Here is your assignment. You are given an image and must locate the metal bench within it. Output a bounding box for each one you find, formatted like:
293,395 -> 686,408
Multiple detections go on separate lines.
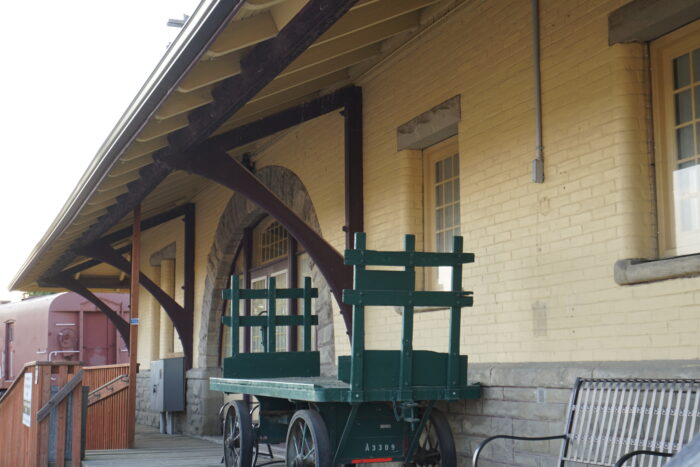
473,378 -> 700,467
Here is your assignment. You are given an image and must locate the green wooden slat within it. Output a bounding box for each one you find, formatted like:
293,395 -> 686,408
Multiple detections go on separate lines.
267,277 -> 276,353
447,236 -> 463,390
222,287 -> 318,300
222,315 -> 319,327
303,277 -> 312,352
350,232 -> 366,398
355,269 -> 415,291
229,276 -> 240,356
343,290 -> 473,307
344,249 -> 474,267
400,234 -> 415,399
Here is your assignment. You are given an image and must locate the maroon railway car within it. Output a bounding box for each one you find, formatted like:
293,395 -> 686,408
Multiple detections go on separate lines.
0,292 -> 129,390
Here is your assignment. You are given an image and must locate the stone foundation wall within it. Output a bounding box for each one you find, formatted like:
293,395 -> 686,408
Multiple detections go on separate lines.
185,367 -> 224,436
135,370 -> 158,428
137,359 -> 700,460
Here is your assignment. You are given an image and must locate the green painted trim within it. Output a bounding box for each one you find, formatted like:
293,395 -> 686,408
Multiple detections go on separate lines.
344,249 -> 474,267
222,352 -> 320,379
343,290 -> 473,307
222,287 -> 319,300
222,315 -> 319,327
210,376 -> 480,402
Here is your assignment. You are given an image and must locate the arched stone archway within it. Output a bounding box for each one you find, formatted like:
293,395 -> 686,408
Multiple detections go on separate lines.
197,165 -> 336,372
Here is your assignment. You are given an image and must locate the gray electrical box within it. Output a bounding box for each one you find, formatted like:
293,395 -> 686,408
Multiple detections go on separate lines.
150,357 -> 185,412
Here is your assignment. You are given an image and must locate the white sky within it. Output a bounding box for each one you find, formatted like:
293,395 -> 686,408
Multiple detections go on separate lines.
0,1 -> 201,301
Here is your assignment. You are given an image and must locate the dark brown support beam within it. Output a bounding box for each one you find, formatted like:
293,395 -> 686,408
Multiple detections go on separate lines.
46,205 -> 190,284
209,86 -> 353,151
40,273 -> 130,346
127,205 -> 140,448
61,245 -> 132,278
78,241 -> 193,367
99,203 -> 193,245
158,149 -> 353,337
343,85 -> 364,250
164,0 -> 359,153
42,163 -> 173,281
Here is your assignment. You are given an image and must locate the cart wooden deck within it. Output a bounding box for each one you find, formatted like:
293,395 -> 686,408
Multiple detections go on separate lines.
210,375 -> 480,403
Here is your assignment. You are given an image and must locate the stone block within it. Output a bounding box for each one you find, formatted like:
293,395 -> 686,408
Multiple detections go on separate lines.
481,400 -> 565,422
503,387 -> 538,402
482,386 -> 504,400
461,414 -> 513,437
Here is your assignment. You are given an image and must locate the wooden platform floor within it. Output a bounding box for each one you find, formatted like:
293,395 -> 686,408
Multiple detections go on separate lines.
82,424 -> 225,467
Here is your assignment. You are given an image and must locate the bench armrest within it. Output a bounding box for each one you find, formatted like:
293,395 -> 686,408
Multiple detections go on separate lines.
614,450 -> 673,467
472,434 -> 566,467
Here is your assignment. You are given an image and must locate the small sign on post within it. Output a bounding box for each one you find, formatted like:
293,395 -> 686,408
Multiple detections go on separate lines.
22,372 -> 32,426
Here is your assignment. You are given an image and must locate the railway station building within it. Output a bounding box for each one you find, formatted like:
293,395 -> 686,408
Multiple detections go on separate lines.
9,0 -> 700,463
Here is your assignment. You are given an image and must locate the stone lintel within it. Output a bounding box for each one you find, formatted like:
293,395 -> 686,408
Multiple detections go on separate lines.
609,0 -> 700,44
397,95 -> 460,151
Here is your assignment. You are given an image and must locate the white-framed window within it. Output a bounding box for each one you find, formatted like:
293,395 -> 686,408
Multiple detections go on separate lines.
652,20 -> 700,256
423,136 -> 461,290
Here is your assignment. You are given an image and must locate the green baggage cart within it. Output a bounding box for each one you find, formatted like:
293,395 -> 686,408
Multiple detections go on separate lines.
210,232 -> 480,466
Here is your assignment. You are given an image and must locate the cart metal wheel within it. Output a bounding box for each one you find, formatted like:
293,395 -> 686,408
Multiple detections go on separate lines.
223,400 -> 254,467
407,409 -> 457,467
285,409 -> 332,466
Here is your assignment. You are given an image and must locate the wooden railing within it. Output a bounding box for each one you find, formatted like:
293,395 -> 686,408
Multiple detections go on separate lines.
0,361 -> 84,466
84,363 -> 130,450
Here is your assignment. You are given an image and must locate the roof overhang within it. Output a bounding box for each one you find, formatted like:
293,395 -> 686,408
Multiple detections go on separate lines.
11,0 -> 458,292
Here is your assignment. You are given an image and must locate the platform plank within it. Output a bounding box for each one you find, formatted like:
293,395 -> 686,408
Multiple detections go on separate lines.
81,425 -> 225,467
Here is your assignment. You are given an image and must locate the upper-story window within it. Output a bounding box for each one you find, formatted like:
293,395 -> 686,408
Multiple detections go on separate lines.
259,221 -> 289,264
652,20 -> 700,256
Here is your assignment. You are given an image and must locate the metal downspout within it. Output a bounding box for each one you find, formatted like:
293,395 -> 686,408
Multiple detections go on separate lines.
532,0 -> 545,183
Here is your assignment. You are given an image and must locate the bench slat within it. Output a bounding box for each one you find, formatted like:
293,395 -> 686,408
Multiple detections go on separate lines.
561,379 -> 700,466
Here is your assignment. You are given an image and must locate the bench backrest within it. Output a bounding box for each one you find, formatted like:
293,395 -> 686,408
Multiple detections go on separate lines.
562,378 -> 700,466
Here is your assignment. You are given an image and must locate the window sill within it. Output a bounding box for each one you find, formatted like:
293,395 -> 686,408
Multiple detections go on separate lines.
614,254 -> 700,285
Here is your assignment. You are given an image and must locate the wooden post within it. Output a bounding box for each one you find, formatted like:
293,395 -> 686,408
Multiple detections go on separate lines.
127,205 -> 141,448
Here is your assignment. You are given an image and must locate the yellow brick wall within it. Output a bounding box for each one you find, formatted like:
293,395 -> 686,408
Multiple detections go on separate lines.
138,0 -> 700,369
348,0 -> 693,362
135,214 -> 185,369
246,0 -> 697,363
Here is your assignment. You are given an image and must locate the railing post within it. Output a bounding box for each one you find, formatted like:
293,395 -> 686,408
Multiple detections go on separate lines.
37,364 -> 51,466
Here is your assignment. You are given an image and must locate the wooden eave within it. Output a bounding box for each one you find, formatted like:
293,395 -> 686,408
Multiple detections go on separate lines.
12,0 -> 457,292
